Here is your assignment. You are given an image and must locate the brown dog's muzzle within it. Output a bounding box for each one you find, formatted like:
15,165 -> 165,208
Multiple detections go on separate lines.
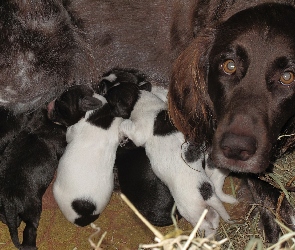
211,112 -> 271,173
220,132 -> 257,161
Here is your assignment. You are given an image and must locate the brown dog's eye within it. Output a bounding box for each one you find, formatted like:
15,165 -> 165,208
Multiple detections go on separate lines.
222,59 -> 236,74
280,72 -> 294,85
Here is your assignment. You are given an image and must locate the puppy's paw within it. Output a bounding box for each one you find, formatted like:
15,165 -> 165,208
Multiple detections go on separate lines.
218,193 -> 238,204
220,194 -> 238,204
120,119 -> 135,136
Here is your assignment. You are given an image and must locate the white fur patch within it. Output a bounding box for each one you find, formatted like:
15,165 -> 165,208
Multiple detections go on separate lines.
92,93 -> 107,105
4,86 -> 17,95
102,73 -> 117,82
0,96 -> 9,103
151,86 -> 168,102
16,52 -> 36,89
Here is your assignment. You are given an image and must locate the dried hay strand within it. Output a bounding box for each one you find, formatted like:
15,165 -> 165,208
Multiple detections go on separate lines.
259,152 -> 295,208
120,193 -> 227,250
217,204 -> 266,250
86,191 -> 295,249
88,223 -> 107,250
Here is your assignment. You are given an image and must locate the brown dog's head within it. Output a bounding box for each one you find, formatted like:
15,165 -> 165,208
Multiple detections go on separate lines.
168,3 -> 295,173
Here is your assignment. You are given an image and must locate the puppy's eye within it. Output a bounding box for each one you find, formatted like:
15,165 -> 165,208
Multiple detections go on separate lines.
222,59 -> 236,75
280,71 -> 294,85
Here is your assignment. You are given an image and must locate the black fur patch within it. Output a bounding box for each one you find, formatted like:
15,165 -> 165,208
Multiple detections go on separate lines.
74,214 -> 100,227
206,155 -> 216,170
86,104 -> 115,129
72,199 -> 99,227
199,182 -> 213,201
72,199 -> 96,216
183,143 -> 203,163
153,110 -> 177,136
116,139 -> 179,226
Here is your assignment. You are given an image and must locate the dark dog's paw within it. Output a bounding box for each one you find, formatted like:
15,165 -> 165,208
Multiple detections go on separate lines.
19,245 -> 37,250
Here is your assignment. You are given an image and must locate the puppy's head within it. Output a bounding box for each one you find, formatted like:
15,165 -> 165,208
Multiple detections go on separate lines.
169,4 -> 295,173
47,85 -> 102,127
95,68 -> 152,118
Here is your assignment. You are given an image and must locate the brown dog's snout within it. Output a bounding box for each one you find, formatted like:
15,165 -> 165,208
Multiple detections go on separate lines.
220,132 -> 257,161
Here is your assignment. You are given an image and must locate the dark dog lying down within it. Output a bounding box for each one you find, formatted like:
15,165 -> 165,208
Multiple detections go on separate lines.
0,108 -> 65,250
168,2 -> 295,242
0,0 -> 196,114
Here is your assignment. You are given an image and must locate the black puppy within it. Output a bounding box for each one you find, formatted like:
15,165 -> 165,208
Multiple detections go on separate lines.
0,108 -> 66,250
96,68 -> 177,226
116,140 -> 178,226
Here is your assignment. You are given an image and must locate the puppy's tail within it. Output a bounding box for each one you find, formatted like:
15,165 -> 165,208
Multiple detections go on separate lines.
3,202 -> 22,248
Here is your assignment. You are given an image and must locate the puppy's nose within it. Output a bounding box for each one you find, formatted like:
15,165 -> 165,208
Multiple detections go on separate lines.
220,132 -> 257,161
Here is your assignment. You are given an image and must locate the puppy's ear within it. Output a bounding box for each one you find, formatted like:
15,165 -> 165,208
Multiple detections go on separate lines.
80,97 -> 102,112
138,81 -> 152,92
168,32 -> 215,146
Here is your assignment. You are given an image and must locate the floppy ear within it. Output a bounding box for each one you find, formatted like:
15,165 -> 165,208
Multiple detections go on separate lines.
138,81 -> 152,92
80,96 -> 103,112
168,33 -> 215,147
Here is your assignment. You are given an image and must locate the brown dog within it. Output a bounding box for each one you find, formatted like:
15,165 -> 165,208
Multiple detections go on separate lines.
168,1 -> 295,242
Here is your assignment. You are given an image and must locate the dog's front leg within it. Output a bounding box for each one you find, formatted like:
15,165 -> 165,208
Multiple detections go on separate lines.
120,119 -> 148,146
205,166 -> 237,204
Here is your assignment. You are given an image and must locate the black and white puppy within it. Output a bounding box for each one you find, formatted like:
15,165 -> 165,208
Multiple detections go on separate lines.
47,80 -> 152,227
48,84 -> 120,226
0,108 -> 66,250
116,86 -> 236,235
97,68 -> 178,226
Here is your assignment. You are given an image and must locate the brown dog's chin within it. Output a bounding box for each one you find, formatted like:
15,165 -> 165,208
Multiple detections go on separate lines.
211,151 -> 269,174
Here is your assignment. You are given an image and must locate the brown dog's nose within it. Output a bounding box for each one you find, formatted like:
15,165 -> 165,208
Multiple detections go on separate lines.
220,132 -> 257,161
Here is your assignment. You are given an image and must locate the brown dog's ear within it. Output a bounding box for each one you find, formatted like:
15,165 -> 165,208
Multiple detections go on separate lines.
80,96 -> 103,112
168,33 -> 215,147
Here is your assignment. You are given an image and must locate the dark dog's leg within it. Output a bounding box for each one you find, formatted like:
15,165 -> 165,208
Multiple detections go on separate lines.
21,202 -> 41,250
247,177 -> 295,243
3,203 -> 22,249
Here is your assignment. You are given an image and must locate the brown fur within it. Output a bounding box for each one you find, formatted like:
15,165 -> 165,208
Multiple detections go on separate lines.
168,1 -> 295,242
